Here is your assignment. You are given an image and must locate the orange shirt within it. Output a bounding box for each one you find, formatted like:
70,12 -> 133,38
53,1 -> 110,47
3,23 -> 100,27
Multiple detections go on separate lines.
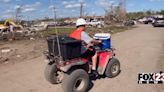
69,28 -> 83,40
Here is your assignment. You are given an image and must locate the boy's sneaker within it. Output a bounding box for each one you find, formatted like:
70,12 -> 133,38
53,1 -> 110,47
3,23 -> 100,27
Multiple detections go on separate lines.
91,70 -> 98,77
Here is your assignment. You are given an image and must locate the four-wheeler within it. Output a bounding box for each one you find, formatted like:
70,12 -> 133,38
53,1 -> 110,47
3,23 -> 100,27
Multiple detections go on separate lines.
44,34 -> 120,92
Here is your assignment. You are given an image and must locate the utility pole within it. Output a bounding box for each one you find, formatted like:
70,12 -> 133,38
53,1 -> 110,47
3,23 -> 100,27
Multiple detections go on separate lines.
53,6 -> 57,21
121,0 -> 127,20
15,5 -> 22,23
50,0 -> 57,21
123,0 -> 127,14
80,2 -> 84,18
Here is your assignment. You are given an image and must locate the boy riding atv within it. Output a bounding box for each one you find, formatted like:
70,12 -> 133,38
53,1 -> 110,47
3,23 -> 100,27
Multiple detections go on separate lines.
44,18 -> 120,92
69,18 -> 101,75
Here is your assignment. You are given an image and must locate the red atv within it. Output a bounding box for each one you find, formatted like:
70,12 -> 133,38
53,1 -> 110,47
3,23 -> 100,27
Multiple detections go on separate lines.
44,35 -> 120,92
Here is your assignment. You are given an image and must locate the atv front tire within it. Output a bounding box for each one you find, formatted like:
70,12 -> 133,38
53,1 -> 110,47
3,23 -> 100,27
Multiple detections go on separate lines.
105,58 -> 120,78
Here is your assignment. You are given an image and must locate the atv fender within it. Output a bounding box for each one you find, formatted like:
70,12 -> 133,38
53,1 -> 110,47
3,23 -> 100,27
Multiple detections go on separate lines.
60,60 -> 87,72
97,52 -> 113,75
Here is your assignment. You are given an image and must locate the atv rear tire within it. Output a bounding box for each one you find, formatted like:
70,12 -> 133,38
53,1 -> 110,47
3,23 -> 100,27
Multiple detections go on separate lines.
44,63 -> 61,84
105,58 -> 120,78
62,69 -> 89,92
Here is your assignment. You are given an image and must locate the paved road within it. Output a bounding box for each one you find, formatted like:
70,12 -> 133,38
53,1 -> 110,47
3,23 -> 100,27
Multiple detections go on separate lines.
0,24 -> 164,92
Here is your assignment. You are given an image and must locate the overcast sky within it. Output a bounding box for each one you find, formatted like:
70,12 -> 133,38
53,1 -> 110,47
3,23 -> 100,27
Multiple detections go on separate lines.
0,0 -> 164,20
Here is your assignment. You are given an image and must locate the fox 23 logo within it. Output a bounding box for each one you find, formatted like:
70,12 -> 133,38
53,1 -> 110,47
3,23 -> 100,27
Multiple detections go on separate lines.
138,71 -> 164,84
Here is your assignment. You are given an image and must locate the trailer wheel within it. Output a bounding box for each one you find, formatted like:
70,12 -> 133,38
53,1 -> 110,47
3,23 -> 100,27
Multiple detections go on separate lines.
44,63 -> 62,84
105,58 -> 120,78
62,69 -> 89,92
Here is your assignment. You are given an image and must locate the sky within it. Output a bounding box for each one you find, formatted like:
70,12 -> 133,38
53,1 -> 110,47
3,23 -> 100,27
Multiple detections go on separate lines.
0,0 -> 164,20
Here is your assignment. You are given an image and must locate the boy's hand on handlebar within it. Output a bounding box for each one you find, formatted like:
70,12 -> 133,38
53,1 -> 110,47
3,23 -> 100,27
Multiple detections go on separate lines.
97,40 -> 102,43
91,39 -> 102,44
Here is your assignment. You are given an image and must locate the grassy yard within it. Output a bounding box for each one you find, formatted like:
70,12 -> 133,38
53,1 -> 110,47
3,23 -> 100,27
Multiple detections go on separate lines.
43,27 -> 76,37
43,26 -> 135,37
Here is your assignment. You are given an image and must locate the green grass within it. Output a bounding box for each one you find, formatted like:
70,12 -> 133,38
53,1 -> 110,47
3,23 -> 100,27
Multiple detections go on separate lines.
43,27 -> 76,37
86,26 -> 132,36
43,26 -> 135,37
